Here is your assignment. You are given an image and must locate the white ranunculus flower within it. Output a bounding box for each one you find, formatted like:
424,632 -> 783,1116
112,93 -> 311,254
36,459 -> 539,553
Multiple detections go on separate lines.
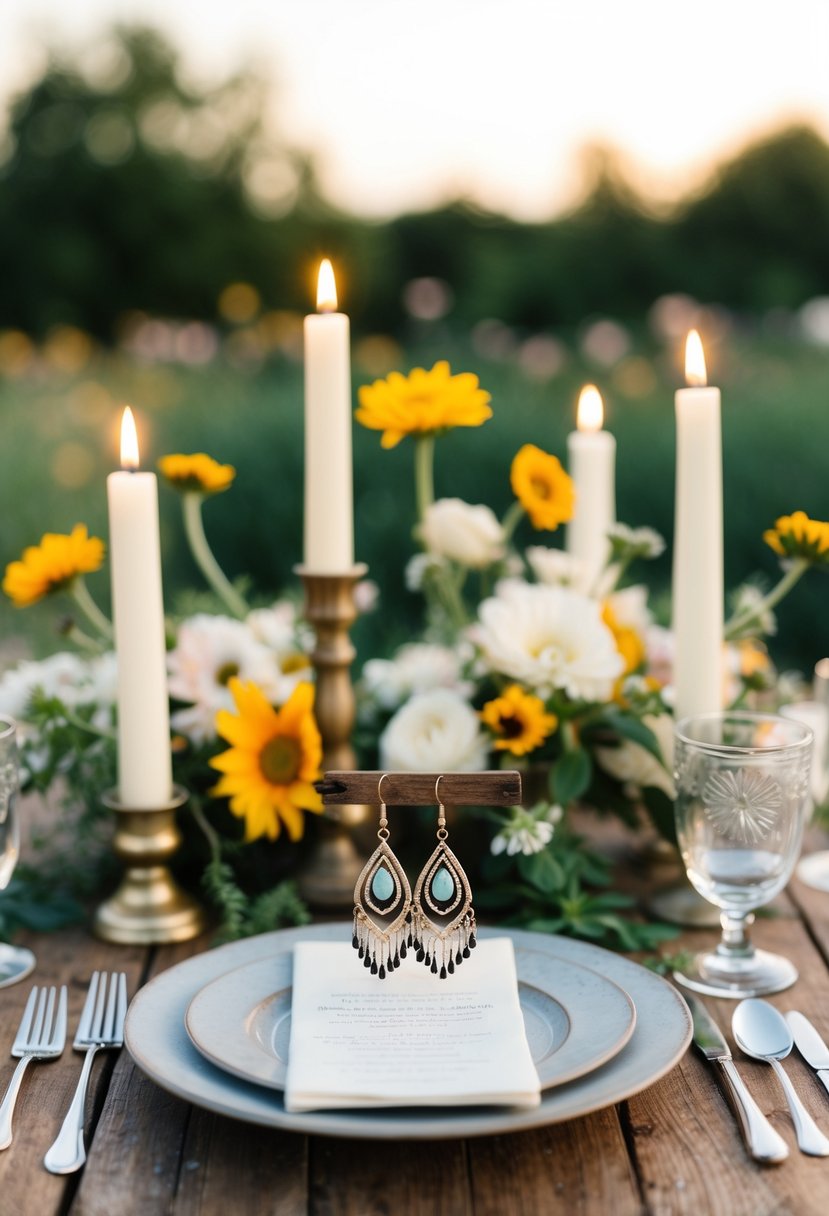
472,581 -> 624,701
0,653 -> 90,720
168,614 -> 283,744
362,643 -> 470,711
594,713 -> 675,798
420,498 -> 505,569
526,547 -> 590,594
380,688 -> 489,773
491,803 -> 563,856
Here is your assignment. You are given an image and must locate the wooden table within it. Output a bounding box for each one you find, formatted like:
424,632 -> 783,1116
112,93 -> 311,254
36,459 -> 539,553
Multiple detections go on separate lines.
2,868 -> 829,1215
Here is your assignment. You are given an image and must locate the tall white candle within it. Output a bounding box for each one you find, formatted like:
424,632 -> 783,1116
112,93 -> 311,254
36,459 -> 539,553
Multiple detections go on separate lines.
566,384 -> 616,585
107,407 -> 173,807
303,259 -> 354,572
672,330 -> 723,721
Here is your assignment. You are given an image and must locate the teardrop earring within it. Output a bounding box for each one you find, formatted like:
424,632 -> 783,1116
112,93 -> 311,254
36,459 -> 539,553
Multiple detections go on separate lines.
352,773 -> 412,979
411,776 -> 477,979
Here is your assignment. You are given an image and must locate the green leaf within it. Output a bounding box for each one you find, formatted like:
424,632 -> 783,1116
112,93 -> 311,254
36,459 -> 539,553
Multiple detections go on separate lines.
517,850 -> 565,894
594,712 -> 666,765
551,748 -> 592,806
641,787 -> 677,846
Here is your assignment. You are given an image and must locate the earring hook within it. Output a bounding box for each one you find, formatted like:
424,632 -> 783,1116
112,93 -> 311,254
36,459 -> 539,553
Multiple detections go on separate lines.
434,774 -> 444,806
435,775 -> 447,836
378,772 -> 391,805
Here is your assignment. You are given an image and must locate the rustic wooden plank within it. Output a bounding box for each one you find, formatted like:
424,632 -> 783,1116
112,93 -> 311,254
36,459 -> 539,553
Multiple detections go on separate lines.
625,904 -> 829,1216
309,1135 -> 471,1216
319,771 -> 522,806
173,1110 -> 307,1216
0,926 -> 146,1216
70,937 -> 205,1216
467,1110 -> 642,1216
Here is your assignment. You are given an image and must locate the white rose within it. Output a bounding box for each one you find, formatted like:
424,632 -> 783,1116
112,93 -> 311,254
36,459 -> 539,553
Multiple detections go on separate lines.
420,498 -> 505,569
380,688 -> 489,772
594,713 -> 675,797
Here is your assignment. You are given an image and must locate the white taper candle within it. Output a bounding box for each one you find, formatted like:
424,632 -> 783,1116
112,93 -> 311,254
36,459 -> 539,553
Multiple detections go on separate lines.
566,384 -> 616,586
672,331 -> 724,721
107,407 -> 173,807
303,259 -> 354,572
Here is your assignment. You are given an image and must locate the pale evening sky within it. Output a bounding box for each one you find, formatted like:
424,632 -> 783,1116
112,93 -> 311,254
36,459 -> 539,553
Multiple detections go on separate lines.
0,0 -> 827,219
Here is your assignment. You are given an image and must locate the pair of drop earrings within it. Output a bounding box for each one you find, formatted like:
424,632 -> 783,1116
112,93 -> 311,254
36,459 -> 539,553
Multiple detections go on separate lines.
352,774 -> 477,980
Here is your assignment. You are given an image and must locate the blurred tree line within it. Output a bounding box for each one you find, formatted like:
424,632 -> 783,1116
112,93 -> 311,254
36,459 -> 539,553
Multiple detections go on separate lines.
1,25 -> 829,339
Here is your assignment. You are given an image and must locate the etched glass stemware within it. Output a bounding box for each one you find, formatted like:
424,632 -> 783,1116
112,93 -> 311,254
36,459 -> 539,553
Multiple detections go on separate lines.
0,716 -> 36,988
673,711 -> 813,998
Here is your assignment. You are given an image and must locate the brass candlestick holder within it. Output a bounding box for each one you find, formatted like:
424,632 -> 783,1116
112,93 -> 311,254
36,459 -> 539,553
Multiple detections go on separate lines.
93,785 -> 207,944
296,563 -> 373,908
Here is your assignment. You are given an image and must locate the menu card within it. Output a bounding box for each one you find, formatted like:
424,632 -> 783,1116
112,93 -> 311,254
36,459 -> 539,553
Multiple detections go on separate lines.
284,937 -> 541,1112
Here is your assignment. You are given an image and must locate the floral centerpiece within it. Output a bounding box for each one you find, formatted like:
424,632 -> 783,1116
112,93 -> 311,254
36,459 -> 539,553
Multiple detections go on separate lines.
1,364 -> 826,950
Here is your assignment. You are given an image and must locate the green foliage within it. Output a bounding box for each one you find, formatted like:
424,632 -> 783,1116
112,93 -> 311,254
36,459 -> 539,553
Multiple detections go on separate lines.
479,819 -> 677,952
0,872 -> 84,938
550,747 -> 592,806
202,859 -> 310,945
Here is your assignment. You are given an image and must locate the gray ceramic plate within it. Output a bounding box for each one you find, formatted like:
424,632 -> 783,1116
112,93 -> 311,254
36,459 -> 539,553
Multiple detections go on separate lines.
125,924 -> 692,1140
184,948 -> 636,1092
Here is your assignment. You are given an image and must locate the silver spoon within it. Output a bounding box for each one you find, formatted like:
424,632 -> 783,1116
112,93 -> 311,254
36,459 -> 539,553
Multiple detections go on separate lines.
733,999 -> 829,1157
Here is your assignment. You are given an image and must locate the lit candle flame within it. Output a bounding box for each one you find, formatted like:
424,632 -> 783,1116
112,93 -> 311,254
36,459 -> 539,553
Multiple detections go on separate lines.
685,329 -> 707,387
576,384 -> 604,432
316,258 -> 338,312
120,406 -> 139,470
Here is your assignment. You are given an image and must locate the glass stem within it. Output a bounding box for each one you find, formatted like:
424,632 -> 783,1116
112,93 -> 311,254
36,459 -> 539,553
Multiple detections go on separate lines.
716,909 -> 755,960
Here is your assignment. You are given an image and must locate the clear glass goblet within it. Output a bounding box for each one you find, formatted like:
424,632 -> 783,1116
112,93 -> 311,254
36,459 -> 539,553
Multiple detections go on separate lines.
673,711 -> 813,998
0,716 -> 36,988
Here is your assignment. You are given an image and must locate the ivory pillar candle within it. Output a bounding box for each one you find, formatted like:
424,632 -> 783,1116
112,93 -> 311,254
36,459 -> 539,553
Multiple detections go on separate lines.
107,407 -> 173,807
303,258 -> 354,572
672,331 -> 724,721
566,384 -> 616,585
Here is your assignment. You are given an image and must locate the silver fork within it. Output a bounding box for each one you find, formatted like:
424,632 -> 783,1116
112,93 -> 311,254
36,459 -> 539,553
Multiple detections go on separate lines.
44,971 -> 127,1175
0,985 -> 67,1149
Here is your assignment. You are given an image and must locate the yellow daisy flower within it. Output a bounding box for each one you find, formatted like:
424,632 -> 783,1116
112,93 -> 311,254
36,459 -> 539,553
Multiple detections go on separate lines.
356,361 -> 492,449
602,602 -> 646,677
764,511 -> 829,566
3,524 -> 105,607
510,445 -> 575,531
480,685 -> 558,756
210,678 -> 323,842
158,453 -> 236,495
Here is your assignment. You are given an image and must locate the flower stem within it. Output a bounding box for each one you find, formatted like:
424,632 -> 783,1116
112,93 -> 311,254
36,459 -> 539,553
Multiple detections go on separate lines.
501,501 -> 525,544
183,493 -> 249,619
724,559 -> 808,641
61,622 -> 104,654
414,435 -> 436,522
62,707 -> 116,741
69,579 -> 113,639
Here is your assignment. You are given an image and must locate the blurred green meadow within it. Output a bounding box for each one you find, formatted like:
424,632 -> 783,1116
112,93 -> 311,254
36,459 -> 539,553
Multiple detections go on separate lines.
2,322 -> 828,676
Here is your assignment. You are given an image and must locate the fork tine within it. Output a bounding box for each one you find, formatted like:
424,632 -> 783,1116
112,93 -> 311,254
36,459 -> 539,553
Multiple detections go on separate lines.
37,988 -> 56,1051
114,974 -> 127,1039
75,971 -> 100,1043
50,987 -> 67,1051
102,972 -> 119,1041
91,971 -> 109,1040
12,987 -> 39,1053
30,988 -> 48,1048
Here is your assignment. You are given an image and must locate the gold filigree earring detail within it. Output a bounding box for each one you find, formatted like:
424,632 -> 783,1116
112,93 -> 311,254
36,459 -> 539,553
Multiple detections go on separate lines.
411,776 -> 477,979
352,774 -> 412,979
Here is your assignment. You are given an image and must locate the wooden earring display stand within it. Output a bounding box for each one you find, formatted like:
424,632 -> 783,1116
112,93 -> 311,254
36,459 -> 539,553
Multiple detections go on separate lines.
317,770 -> 522,807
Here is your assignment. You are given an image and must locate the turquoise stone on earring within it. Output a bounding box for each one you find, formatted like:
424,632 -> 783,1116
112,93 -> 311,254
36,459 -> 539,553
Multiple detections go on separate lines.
431,865 -> 454,903
371,865 -> 395,902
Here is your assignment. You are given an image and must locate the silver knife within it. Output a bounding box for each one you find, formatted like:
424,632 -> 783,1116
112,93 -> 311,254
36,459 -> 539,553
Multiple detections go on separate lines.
787,1011 -> 829,1096
687,992 -> 789,1163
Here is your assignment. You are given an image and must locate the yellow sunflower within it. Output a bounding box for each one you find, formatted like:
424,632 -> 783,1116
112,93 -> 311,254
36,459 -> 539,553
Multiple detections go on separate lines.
158,453 -> 236,495
210,678 -> 323,842
764,511 -> 829,566
3,524 -> 105,607
480,685 -> 558,756
356,361 -> 492,449
510,445 -> 575,531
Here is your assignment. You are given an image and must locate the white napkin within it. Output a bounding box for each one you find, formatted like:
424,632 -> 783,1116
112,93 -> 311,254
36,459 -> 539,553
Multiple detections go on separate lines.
284,937 -> 541,1112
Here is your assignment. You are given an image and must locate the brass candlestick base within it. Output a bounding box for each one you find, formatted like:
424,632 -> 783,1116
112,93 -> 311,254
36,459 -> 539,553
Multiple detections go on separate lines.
296,564 -> 372,909
93,785 -> 207,944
